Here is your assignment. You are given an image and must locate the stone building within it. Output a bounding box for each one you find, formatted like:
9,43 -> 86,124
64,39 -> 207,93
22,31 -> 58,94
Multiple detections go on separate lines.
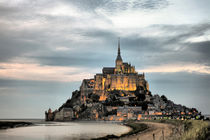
54,108 -> 74,121
80,38 -> 149,102
45,108 -> 54,121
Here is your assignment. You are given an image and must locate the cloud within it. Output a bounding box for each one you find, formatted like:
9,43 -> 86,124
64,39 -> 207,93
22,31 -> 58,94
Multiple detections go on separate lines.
185,35 -> 210,43
38,3 -> 82,17
118,24 -> 210,68
0,5 -> 20,17
32,55 -> 109,67
0,0 -> 209,69
138,63 -> 210,74
55,46 -> 72,51
0,63 -> 97,82
188,41 -> 210,65
64,0 -> 169,13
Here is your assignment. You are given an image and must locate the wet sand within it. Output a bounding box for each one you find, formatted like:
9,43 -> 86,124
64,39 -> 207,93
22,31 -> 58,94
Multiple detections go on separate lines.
0,121 -> 131,140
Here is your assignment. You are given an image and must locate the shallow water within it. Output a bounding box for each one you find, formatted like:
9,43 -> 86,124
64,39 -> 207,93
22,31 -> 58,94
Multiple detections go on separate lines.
0,121 -> 130,140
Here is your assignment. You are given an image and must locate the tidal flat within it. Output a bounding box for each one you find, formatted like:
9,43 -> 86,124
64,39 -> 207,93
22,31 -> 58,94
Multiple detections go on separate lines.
0,120 -> 131,140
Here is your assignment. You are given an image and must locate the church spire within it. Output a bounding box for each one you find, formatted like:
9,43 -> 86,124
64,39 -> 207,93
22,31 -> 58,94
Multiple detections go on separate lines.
116,37 -> 122,61
118,37 -> 120,56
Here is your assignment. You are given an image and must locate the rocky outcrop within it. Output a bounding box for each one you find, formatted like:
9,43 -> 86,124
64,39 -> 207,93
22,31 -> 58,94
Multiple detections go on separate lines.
45,85 -> 201,121
79,103 -> 106,120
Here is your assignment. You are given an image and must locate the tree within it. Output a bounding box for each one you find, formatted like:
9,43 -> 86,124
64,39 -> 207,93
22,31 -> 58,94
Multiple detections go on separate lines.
134,86 -> 146,101
161,95 -> 168,102
142,102 -> 148,110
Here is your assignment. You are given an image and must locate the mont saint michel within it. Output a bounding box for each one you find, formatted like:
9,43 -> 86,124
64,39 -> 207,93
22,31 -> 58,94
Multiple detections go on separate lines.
1,1 -> 210,140
45,39 -> 200,122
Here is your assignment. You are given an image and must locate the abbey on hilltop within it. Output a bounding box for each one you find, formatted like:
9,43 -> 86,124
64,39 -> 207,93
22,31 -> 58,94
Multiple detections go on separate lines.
45,39 -> 200,121
80,38 -> 150,102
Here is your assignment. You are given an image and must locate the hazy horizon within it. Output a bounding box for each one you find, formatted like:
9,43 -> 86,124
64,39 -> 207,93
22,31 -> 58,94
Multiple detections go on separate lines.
0,0 -> 210,118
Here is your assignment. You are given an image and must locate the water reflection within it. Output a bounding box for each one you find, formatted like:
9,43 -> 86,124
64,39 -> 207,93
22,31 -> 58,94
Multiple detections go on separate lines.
0,121 -> 130,140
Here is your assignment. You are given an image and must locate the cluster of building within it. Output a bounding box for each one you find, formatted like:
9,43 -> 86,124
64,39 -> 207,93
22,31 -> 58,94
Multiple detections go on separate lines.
103,100 -> 200,121
46,103 -> 200,121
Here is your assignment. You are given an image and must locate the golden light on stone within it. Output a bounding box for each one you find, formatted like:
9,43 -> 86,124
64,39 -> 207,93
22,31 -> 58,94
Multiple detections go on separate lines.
80,39 -> 149,102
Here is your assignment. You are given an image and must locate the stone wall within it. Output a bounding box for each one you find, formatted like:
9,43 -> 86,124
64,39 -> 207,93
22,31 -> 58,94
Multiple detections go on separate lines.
94,74 -> 147,92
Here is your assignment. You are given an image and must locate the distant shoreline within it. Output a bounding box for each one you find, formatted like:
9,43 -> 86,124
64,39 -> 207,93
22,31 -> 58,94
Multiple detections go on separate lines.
0,121 -> 33,129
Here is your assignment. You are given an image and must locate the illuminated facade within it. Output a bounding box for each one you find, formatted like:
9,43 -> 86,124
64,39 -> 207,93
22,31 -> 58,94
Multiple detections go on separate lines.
80,39 -> 149,102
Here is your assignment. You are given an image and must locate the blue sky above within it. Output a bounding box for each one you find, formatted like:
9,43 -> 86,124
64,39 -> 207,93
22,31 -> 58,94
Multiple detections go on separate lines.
0,0 -> 210,118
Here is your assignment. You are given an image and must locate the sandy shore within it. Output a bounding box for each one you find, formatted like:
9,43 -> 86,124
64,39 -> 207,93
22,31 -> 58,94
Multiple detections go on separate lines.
114,121 -> 174,140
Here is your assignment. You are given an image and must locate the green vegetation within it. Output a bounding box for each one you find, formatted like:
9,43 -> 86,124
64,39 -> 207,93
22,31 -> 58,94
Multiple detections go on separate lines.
206,121 -> 210,139
180,120 -> 208,140
141,119 -> 208,140
157,119 -> 208,140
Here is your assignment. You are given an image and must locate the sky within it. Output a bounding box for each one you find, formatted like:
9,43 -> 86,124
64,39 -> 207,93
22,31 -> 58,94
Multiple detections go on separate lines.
0,0 -> 210,118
